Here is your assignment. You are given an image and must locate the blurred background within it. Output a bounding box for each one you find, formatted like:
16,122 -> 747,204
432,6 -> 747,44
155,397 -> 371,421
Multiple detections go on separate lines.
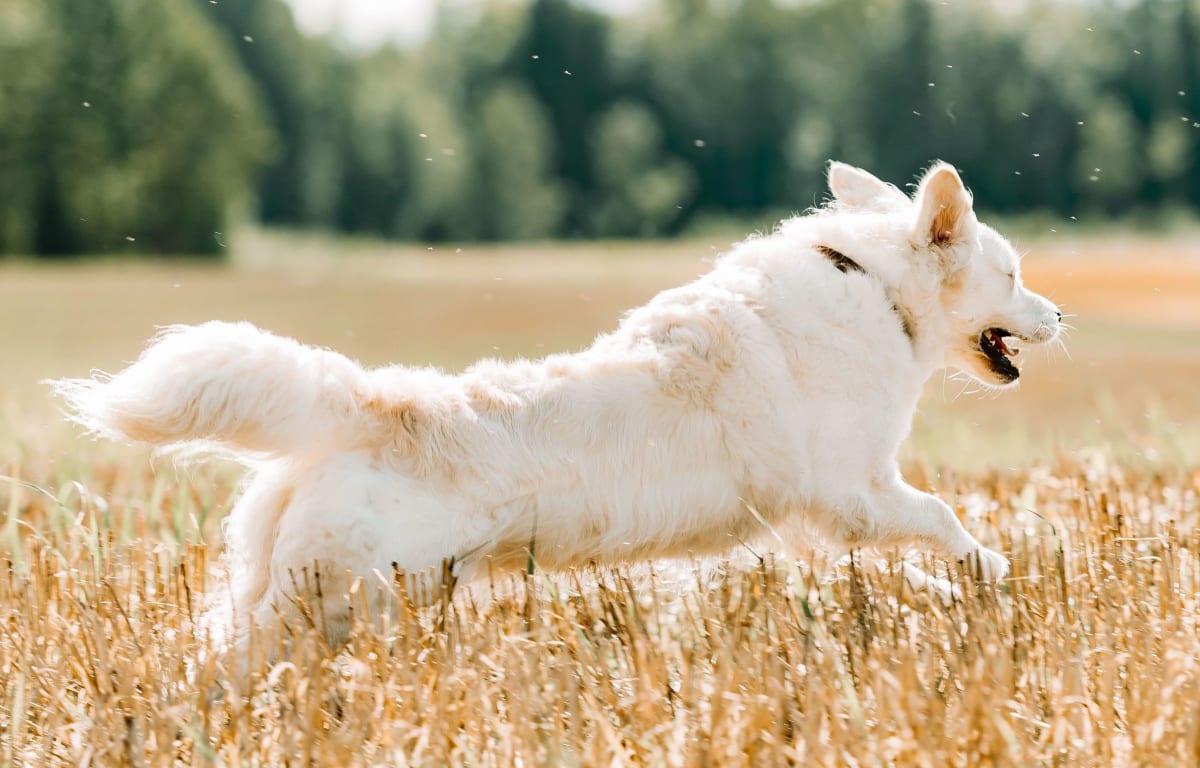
7,0 -> 1200,252
1,0 -> 1198,468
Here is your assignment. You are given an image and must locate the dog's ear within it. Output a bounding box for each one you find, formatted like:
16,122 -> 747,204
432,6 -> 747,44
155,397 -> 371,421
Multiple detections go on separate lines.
828,161 -> 909,210
913,162 -> 975,250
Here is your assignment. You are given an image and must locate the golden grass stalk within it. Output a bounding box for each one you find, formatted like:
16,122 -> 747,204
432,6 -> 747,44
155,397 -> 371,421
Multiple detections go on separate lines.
2,455 -> 1199,765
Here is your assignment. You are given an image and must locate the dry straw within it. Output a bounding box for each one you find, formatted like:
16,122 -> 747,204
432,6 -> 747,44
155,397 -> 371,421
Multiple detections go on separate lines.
2,454 -> 1199,766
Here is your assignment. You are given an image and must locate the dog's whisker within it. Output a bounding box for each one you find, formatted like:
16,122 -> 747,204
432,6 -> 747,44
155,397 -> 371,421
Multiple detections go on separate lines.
1054,336 -> 1072,361
947,373 -> 973,403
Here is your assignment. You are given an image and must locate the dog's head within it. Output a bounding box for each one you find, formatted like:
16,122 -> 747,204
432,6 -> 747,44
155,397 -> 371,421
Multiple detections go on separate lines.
829,161 -> 1062,388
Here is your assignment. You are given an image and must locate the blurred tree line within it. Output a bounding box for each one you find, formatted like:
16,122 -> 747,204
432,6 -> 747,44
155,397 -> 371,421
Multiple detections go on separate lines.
2,0 -> 1199,255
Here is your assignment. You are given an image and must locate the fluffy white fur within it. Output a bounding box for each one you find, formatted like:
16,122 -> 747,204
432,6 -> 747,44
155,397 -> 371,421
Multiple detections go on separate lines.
54,161 -> 1061,649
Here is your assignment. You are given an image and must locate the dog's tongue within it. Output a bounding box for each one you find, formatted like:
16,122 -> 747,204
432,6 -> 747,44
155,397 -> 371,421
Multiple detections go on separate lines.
989,330 -> 1014,356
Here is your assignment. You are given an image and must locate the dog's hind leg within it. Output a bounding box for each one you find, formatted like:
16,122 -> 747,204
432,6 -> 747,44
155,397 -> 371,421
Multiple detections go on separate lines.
863,478 -> 1009,582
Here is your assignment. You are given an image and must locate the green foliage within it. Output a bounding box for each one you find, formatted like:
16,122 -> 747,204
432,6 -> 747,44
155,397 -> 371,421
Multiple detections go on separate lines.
7,0 -> 1200,255
0,0 -> 54,252
470,81 -> 566,240
1076,97 -> 1142,205
508,0 -> 615,234
589,102 -> 695,236
638,0 -> 802,215
197,0 -> 352,228
0,0 -> 270,255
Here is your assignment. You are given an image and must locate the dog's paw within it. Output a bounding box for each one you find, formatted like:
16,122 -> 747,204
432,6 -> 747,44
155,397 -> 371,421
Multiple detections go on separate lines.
961,547 -> 1009,582
899,562 -> 961,602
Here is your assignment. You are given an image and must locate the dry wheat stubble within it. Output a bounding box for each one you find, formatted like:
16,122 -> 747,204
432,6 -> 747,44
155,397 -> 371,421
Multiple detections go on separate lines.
2,454 -> 1199,766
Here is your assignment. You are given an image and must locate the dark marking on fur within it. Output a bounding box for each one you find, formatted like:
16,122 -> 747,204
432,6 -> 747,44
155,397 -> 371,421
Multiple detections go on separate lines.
816,245 -> 866,275
361,395 -> 422,439
818,244 -> 916,345
892,305 -> 916,343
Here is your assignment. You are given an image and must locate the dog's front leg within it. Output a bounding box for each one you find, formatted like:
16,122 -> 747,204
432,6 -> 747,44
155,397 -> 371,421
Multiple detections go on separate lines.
865,479 -> 1009,581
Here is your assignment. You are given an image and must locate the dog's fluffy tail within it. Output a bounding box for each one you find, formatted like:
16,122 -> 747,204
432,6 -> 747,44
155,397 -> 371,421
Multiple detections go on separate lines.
51,321 -> 372,458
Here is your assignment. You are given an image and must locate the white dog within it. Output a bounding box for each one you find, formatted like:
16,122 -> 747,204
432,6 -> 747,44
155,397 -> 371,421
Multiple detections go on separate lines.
55,161 -> 1061,648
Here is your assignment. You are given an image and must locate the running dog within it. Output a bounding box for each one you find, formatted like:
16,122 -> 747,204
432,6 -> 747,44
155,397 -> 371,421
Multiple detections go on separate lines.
54,161 -> 1062,649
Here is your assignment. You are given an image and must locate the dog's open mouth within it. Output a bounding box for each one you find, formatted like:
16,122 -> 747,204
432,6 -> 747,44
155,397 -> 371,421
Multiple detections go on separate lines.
979,328 -> 1020,380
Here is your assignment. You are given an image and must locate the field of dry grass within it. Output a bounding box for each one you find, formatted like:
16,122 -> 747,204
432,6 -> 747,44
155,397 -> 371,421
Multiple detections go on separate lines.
2,229 -> 1199,765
